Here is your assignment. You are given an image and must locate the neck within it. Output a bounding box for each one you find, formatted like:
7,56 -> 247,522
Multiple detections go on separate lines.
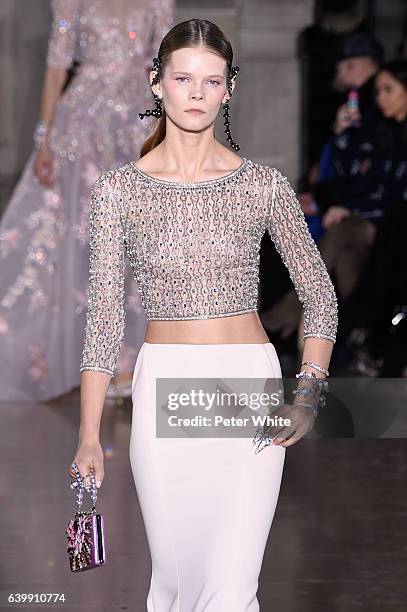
156,133 -> 232,176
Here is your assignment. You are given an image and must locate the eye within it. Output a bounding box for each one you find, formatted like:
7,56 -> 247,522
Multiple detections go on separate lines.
176,77 -> 189,82
207,80 -> 220,85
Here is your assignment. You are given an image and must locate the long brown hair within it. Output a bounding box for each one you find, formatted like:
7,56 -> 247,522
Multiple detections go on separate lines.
139,19 -> 234,158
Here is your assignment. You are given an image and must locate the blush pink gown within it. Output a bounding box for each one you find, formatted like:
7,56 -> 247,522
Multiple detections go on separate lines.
0,0 -> 174,401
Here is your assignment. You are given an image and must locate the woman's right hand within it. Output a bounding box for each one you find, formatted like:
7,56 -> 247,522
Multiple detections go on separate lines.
33,147 -> 55,187
68,439 -> 105,489
333,103 -> 361,135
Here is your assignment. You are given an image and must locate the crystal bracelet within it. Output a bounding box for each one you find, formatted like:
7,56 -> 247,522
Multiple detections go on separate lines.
293,370 -> 329,409
33,119 -> 50,150
301,361 -> 330,376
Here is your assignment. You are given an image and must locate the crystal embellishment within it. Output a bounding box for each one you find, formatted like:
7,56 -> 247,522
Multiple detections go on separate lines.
80,160 -> 338,376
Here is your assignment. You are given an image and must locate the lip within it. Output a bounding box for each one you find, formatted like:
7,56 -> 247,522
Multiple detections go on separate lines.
185,109 -> 205,114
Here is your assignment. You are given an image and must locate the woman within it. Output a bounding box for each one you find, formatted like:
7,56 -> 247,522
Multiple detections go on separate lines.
0,0 -> 174,402
70,19 -> 338,610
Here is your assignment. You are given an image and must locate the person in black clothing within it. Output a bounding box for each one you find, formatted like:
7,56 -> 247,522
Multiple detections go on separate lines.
345,59 -> 407,376
298,0 -> 369,177
312,35 -> 387,309
314,32 -> 386,230
261,32 -> 384,347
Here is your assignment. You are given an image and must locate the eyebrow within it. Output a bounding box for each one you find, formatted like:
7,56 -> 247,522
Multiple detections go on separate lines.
171,71 -> 225,79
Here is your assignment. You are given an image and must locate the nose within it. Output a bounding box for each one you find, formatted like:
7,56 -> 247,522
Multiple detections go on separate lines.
189,87 -> 204,101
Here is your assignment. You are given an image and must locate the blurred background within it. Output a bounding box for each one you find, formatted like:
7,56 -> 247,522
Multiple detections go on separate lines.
1,0 -> 406,383
1,0 -> 406,200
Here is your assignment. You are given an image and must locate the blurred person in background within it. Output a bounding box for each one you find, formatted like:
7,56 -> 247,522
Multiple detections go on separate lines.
262,32 -> 385,366
0,0 -> 174,402
261,4 -> 370,352
343,59 -> 407,376
312,34 -> 386,310
307,31 -> 385,226
298,0 -> 369,179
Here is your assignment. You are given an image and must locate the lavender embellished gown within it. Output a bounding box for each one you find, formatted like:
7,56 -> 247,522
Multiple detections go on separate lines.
0,0 -> 174,402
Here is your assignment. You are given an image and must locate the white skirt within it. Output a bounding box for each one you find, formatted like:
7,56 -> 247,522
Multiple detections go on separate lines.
129,342 -> 286,612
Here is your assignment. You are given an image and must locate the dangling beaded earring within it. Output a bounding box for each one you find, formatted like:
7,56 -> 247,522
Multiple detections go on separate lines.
223,65 -> 240,151
139,56 -> 163,120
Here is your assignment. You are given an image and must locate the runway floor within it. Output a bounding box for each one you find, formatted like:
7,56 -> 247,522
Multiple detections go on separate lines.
1,388 -> 407,612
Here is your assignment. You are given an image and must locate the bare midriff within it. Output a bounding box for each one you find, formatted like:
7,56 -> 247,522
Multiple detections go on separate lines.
144,311 -> 270,344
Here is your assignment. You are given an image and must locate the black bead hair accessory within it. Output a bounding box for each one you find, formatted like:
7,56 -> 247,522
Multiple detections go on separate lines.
223,64 -> 240,151
227,65 -> 240,95
139,56 -> 163,120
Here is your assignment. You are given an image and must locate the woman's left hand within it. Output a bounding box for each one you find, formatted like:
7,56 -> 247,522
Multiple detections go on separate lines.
267,402 -> 317,447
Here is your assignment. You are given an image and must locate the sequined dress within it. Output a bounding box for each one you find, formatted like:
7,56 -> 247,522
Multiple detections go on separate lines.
0,0 -> 174,402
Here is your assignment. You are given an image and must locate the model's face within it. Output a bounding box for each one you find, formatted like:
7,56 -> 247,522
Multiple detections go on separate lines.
376,70 -> 407,121
336,56 -> 376,89
150,46 -> 234,133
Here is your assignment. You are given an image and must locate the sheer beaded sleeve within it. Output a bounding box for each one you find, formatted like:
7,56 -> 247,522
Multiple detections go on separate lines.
79,174 -> 126,377
46,0 -> 80,69
266,169 -> 338,342
149,0 -> 175,57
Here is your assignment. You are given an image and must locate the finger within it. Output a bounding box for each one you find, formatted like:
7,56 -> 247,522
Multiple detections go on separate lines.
272,438 -> 286,445
73,462 -> 88,479
68,463 -> 79,476
281,435 -> 300,447
93,464 -> 104,488
266,424 -> 285,438
81,462 -> 103,489
83,472 -> 92,487
279,429 -> 299,446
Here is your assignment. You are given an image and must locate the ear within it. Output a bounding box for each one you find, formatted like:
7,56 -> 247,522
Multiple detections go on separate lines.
149,68 -> 162,98
222,77 -> 236,104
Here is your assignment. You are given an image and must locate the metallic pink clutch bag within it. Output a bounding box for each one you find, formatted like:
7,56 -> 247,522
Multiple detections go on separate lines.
66,463 -> 106,572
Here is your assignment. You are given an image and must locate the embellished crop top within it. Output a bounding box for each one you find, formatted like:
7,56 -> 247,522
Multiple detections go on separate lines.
79,158 -> 338,377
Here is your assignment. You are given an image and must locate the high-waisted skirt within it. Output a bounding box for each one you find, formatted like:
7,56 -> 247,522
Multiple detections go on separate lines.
129,342 -> 286,612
